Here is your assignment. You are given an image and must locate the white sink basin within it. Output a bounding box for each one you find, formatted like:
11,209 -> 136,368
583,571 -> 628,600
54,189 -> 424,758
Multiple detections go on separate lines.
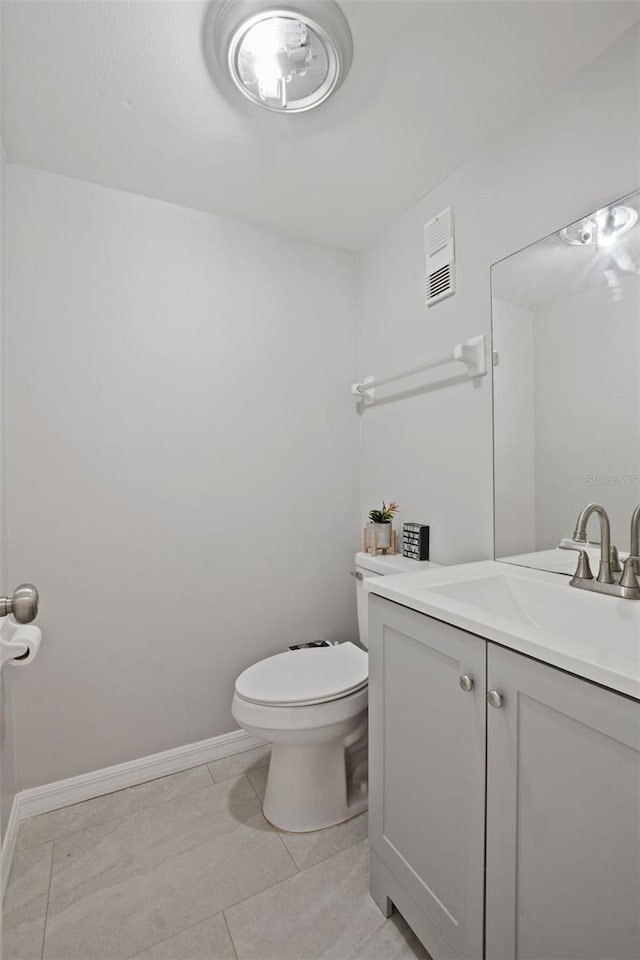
425,572 -> 638,647
367,560 -> 640,699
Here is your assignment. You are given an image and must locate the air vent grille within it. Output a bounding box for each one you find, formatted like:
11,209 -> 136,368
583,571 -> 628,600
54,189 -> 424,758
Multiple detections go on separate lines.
427,264 -> 451,300
424,210 -> 452,257
424,207 -> 456,307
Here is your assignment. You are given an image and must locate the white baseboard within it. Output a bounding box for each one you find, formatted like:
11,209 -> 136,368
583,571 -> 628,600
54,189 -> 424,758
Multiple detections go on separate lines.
0,793 -> 20,899
1,728 -> 262,899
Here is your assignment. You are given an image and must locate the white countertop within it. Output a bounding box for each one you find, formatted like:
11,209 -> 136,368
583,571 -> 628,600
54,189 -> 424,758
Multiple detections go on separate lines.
367,559 -> 640,700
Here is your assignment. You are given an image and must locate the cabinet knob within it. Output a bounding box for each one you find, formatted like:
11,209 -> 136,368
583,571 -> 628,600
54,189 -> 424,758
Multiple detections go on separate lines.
487,690 -> 504,709
459,674 -> 474,692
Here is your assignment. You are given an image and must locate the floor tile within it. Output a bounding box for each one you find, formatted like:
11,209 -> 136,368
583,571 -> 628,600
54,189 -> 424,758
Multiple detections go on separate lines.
2,841 -> 53,960
354,912 -> 430,960
279,813 -> 369,871
246,765 -> 267,801
43,776 -> 297,959
224,840 -> 428,960
17,766 -> 213,851
130,913 -> 237,960
207,746 -> 270,783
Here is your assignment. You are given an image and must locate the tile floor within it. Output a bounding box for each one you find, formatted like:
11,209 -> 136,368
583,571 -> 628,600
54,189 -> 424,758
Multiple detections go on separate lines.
2,746 -> 429,960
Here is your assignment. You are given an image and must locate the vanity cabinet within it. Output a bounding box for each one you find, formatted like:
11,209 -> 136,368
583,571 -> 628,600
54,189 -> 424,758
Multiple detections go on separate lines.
368,595 -> 640,960
368,598 -> 486,960
485,644 -> 640,960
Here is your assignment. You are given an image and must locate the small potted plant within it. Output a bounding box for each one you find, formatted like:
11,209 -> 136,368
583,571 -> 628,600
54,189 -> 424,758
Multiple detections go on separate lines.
368,500 -> 399,550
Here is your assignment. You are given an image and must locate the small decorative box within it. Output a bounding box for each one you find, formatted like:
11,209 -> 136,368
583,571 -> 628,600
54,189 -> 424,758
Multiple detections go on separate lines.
403,523 -> 430,560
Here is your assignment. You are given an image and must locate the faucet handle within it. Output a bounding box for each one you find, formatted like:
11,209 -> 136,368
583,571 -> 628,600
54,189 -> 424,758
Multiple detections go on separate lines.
609,544 -> 622,574
619,555 -> 640,592
559,544 -> 593,580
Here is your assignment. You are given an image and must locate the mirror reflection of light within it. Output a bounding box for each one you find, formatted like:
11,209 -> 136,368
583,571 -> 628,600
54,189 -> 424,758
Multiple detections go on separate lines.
560,205 -> 638,248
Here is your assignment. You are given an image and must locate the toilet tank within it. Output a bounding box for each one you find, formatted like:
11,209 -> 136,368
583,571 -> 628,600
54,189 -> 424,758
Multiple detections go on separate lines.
354,551 -> 435,649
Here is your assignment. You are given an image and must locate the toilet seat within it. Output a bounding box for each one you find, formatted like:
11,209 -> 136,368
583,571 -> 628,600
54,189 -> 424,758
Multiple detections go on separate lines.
235,641 -> 368,707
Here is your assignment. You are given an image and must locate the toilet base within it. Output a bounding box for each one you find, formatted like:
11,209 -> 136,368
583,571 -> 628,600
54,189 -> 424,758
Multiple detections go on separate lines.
263,738 -> 368,833
231,684 -> 369,834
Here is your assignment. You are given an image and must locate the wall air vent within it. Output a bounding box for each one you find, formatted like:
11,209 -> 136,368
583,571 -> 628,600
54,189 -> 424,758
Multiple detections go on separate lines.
424,207 -> 456,307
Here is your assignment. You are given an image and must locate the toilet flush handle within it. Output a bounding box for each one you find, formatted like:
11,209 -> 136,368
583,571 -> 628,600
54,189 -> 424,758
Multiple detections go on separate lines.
350,571 -> 363,581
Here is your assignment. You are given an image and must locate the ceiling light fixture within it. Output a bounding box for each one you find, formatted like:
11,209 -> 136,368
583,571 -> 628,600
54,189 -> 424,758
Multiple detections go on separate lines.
560,204 -> 638,248
210,1 -> 353,113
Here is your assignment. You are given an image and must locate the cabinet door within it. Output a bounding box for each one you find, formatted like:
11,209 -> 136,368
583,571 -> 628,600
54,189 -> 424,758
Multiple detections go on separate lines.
368,596 -> 486,960
486,643 -> 640,960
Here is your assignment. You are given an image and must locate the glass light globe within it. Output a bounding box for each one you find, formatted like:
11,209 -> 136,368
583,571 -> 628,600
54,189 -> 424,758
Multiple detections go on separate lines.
235,16 -> 330,109
223,8 -> 348,113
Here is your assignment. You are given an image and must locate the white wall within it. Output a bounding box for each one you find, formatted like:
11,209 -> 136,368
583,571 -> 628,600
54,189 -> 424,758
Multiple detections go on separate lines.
492,277 -> 640,559
492,299 -> 536,558
356,24 -> 640,564
533,281 -> 640,550
0,142 -> 17,839
0,0 -> 18,845
6,166 -> 359,790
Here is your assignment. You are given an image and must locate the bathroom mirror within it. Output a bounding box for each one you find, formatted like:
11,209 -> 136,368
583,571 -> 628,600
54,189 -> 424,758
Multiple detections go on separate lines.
492,188 -> 640,574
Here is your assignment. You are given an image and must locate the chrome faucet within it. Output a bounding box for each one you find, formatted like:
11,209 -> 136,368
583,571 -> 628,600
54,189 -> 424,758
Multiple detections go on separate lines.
560,503 -> 640,600
630,504 -> 640,575
572,502 -> 613,583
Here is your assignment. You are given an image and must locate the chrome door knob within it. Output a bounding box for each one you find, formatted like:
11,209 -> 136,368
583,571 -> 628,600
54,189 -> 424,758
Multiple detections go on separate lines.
487,690 -> 504,709
0,584 -> 39,624
459,674 -> 474,692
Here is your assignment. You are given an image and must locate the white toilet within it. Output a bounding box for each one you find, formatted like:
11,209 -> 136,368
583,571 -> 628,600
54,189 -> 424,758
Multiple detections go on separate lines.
232,551 -> 411,832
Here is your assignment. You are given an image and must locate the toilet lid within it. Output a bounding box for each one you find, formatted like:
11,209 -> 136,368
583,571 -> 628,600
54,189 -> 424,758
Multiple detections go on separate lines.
235,642 -> 368,707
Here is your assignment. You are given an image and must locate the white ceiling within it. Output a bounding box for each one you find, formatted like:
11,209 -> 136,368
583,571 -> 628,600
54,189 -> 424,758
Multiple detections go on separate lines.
3,0 -> 639,250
